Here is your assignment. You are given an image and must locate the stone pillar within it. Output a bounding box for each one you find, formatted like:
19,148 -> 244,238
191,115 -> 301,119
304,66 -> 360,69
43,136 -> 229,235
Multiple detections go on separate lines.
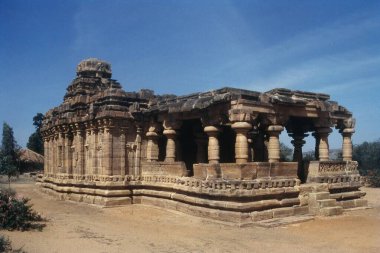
76,128 -> 85,176
48,136 -> 53,175
267,125 -> 283,163
71,131 -> 77,174
50,135 -> 54,175
58,132 -> 64,173
290,133 -> 307,163
120,127 -> 127,176
163,129 -> 176,162
195,133 -> 207,163
53,134 -> 58,174
342,128 -> 355,161
43,137 -> 48,175
51,136 -> 55,175
64,132 -> 72,176
84,128 -> 92,176
290,133 -> 308,182
312,132 -> 320,160
103,126 -> 113,176
91,128 -> 98,175
316,127 -> 332,161
96,126 -> 104,174
146,127 -> 159,162
231,122 -> 252,164
204,126 -> 220,164
134,127 -> 142,176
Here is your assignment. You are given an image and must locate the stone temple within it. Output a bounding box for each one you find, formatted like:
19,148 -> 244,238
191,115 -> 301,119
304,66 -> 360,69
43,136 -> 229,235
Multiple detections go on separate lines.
37,58 -> 367,224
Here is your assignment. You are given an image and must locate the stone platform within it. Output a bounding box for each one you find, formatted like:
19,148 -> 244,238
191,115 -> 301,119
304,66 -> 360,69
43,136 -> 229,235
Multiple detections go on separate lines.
37,161 -> 367,225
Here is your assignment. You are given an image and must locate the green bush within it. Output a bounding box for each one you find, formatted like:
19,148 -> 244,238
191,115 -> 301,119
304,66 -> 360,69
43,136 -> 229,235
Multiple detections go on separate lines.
0,235 -> 12,252
0,188 -> 44,231
0,235 -> 27,253
353,140 -> 380,187
366,170 -> 380,187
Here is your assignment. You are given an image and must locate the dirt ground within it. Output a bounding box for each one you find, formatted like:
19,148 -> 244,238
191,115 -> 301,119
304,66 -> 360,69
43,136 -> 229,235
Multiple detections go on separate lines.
1,177 -> 379,253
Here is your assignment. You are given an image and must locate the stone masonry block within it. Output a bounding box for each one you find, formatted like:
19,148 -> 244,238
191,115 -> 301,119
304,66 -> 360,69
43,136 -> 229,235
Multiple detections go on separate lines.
354,199 -> 368,207
103,197 -> 132,206
272,207 -> 294,218
337,200 -> 355,209
318,199 -> 337,208
294,206 -> 309,215
319,206 -> 343,216
251,210 -> 273,222
309,192 -> 330,201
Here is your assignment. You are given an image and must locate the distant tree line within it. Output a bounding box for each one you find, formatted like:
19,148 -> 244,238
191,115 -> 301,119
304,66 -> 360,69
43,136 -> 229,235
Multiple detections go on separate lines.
353,139 -> 380,187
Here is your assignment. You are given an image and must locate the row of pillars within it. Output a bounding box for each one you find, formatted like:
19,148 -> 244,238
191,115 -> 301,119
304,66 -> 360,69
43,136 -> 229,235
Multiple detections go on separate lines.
146,121 -> 355,164
43,122 -> 138,177
146,122 -> 284,164
292,127 -> 355,162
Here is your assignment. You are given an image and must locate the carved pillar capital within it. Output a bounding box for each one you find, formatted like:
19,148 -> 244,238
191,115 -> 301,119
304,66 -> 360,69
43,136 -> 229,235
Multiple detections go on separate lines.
228,109 -> 257,123
146,130 -> 159,138
341,127 -> 355,136
316,127 -> 332,136
204,126 -> 220,136
71,123 -> 85,136
289,133 -> 308,148
338,117 -> 356,130
231,122 -> 252,132
163,129 -> 176,137
163,118 -> 182,130
267,125 -> 284,133
262,114 -> 288,128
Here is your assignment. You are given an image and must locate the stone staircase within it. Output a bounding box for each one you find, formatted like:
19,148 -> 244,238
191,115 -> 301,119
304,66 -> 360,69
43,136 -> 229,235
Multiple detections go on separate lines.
308,191 -> 343,216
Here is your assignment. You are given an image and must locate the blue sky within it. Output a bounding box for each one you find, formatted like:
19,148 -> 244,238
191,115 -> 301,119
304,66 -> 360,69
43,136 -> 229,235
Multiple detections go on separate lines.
1,0 -> 380,151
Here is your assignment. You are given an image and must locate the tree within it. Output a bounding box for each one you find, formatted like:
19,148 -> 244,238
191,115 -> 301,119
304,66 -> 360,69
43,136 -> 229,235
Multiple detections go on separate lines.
32,113 -> 44,129
353,140 -> 380,187
303,152 -> 315,162
0,155 -> 18,188
27,132 -> 43,155
280,142 -> 293,162
0,122 -> 20,188
26,113 -> 44,155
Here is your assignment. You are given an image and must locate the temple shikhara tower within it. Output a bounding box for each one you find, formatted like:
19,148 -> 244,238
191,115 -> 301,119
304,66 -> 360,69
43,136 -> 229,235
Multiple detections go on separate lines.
38,58 -> 367,224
